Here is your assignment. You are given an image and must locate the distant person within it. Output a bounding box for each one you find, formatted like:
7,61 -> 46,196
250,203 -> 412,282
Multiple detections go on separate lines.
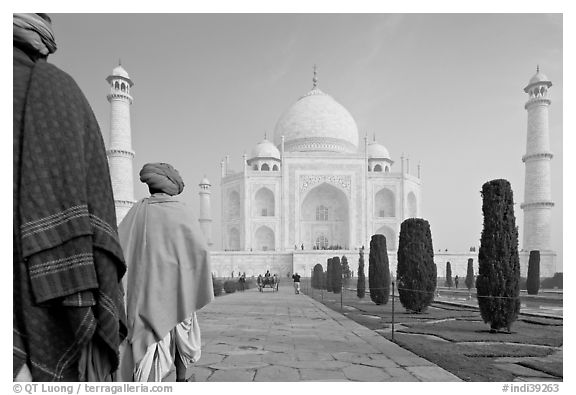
13,13 -> 127,381
454,275 -> 459,289
265,270 -> 271,278
292,273 -> 301,294
118,163 -> 213,382
239,273 -> 246,291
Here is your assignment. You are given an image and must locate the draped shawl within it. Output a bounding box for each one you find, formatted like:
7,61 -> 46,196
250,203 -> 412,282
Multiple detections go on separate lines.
13,47 -> 127,381
118,195 -> 213,380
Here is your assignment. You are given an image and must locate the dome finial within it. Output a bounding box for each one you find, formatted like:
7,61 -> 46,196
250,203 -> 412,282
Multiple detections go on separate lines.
373,132 -> 376,142
312,64 -> 318,89
536,64 -> 540,73
119,58 -> 122,66
264,131 -> 267,140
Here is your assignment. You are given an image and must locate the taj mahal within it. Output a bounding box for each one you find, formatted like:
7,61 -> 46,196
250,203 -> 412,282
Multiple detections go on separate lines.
104,64 -> 558,279
219,68 -> 421,255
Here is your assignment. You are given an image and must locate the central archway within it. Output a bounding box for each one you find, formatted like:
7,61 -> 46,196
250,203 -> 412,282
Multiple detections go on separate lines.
300,183 -> 349,249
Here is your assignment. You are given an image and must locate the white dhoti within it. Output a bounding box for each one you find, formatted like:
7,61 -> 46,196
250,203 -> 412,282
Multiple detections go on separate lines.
133,313 -> 201,382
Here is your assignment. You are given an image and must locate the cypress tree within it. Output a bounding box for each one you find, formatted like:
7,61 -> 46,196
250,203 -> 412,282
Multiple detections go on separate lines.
465,258 -> 474,291
527,250 -> 540,295
397,218 -> 437,313
368,234 -> 390,305
357,248 -> 366,298
326,258 -> 333,292
312,263 -> 323,289
311,266 -> 316,289
341,255 -> 351,279
332,256 -> 342,294
445,262 -> 453,288
476,179 -> 521,332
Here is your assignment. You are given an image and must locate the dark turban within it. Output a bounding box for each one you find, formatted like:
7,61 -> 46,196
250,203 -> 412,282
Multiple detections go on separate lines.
13,13 -> 57,56
139,163 -> 185,196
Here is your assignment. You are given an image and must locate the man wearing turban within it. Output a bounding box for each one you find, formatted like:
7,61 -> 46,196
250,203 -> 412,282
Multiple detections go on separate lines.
118,163 -> 213,382
13,14 -> 127,381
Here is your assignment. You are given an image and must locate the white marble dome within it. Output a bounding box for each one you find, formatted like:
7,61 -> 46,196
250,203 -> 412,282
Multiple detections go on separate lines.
367,141 -> 391,159
112,65 -> 130,79
524,68 -> 552,92
273,88 -> 359,153
529,71 -> 549,85
250,139 -> 281,160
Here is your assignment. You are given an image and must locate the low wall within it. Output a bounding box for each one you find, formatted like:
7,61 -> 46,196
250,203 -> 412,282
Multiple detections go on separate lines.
292,250 -> 360,277
433,251 -> 557,279
209,249 -> 558,279
209,251 -> 293,278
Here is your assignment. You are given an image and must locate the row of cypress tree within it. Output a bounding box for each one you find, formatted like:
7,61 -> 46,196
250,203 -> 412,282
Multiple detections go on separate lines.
359,179 -> 527,331
356,218 -> 437,313
311,255 -> 348,293
310,179 -> 537,332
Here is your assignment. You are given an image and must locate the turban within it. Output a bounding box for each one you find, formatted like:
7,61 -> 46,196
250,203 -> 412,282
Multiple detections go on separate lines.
140,163 -> 185,196
13,13 -> 57,56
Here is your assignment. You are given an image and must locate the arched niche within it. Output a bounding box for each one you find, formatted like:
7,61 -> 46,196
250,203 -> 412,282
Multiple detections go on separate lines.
228,190 -> 240,219
254,187 -> 275,217
375,188 -> 395,217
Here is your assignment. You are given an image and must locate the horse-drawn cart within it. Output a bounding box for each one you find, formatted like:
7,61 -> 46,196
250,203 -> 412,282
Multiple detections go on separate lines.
258,275 -> 279,292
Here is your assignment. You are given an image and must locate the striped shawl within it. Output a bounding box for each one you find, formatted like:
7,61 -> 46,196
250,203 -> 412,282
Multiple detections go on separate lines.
13,46 -> 127,381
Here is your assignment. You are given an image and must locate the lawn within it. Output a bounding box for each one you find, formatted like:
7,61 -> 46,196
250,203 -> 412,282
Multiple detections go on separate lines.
300,279 -> 562,382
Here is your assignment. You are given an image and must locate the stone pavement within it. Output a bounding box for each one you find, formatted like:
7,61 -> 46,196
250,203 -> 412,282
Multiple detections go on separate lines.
184,284 -> 461,382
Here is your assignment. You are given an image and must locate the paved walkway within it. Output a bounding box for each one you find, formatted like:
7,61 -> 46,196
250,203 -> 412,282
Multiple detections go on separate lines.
184,284 -> 461,382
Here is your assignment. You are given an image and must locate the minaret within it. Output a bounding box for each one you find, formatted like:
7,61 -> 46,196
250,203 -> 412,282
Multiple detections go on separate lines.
521,66 -> 554,252
199,176 -> 213,247
106,62 -> 135,224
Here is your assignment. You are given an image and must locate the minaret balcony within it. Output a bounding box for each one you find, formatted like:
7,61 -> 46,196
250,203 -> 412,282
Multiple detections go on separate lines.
107,92 -> 133,103
522,152 -> 553,162
106,148 -> 135,158
524,97 -> 551,109
520,201 -> 555,210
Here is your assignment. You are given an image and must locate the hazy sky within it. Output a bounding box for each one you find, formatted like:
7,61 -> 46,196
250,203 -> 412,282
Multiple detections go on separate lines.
47,13 -> 563,268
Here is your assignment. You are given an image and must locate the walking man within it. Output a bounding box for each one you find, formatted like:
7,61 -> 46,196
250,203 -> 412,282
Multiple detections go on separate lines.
118,163 -> 213,382
292,272 -> 301,294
